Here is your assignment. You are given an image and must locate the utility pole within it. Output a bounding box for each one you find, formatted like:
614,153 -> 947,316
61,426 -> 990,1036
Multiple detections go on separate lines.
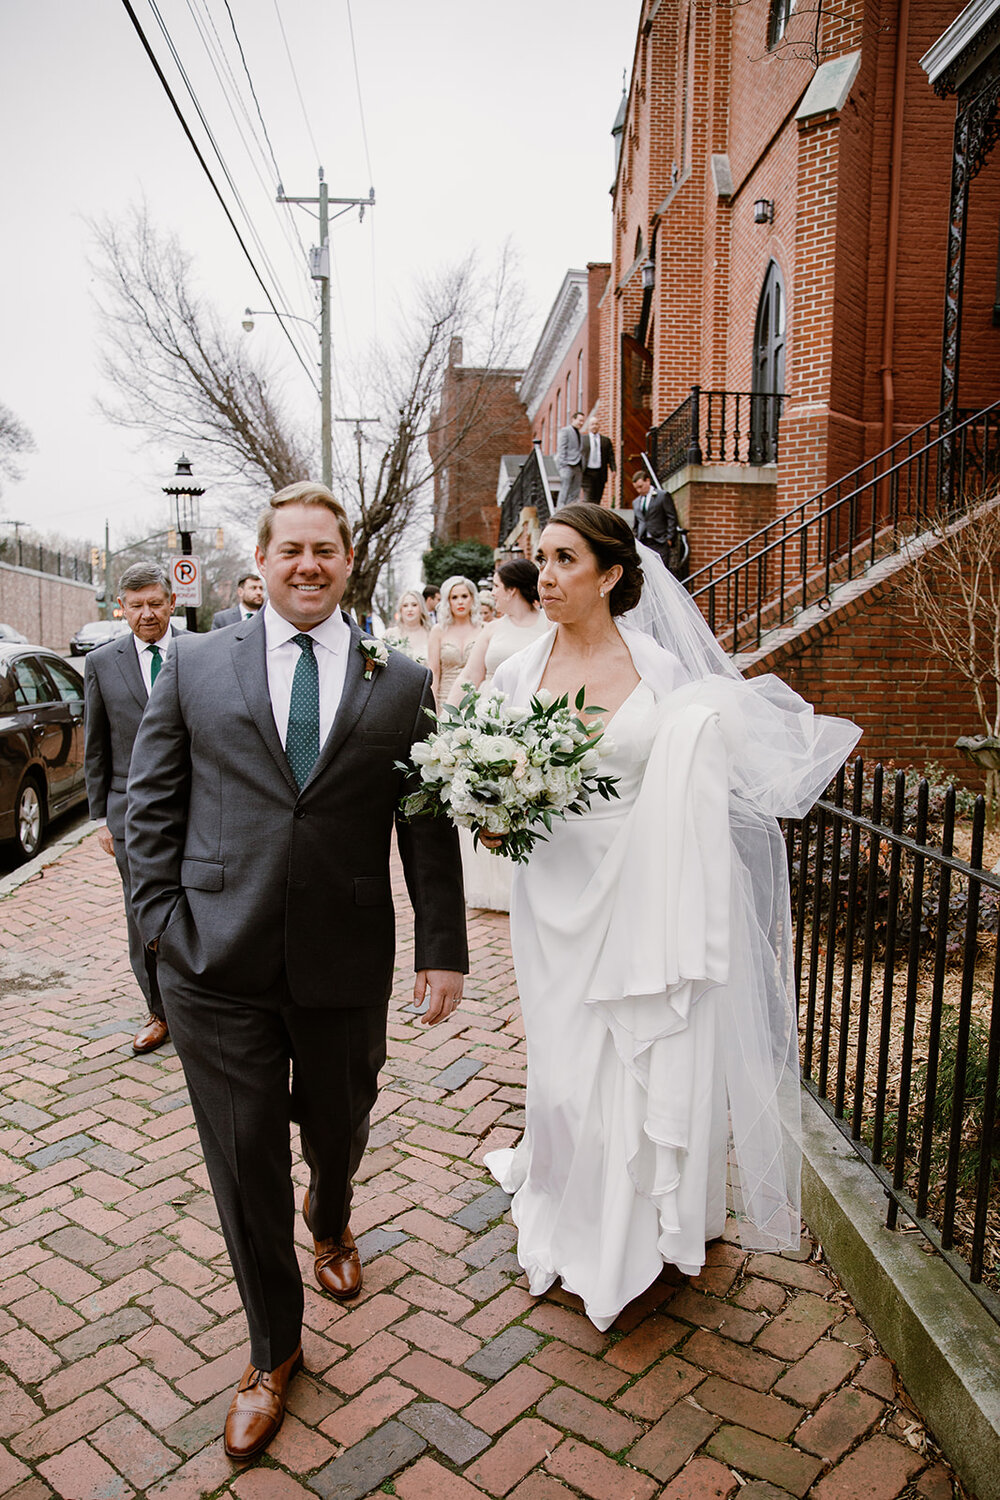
104,519 -> 111,620
278,171 -> 375,489
334,415 -> 379,478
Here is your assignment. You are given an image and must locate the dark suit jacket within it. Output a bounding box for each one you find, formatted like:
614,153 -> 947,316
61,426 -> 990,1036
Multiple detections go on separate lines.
125,610 -> 468,1007
581,433 -> 616,488
211,605 -> 242,630
635,487 -> 678,559
84,625 -> 181,842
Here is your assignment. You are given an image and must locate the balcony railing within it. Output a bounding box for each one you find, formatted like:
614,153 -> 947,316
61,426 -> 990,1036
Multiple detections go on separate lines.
648,386 -> 785,482
689,399 -> 1000,655
789,758 -> 1000,1319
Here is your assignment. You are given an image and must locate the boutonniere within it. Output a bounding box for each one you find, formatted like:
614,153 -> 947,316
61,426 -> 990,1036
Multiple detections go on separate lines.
359,637 -> 389,678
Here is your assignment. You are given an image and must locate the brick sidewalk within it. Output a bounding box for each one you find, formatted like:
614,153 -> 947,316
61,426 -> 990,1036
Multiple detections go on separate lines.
0,833 -> 966,1499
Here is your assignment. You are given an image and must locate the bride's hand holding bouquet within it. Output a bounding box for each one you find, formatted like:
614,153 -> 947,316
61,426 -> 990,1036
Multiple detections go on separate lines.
396,685 -> 619,862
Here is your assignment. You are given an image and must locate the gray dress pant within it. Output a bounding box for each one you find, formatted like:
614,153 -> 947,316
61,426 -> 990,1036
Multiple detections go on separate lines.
113,838 -> 164,1020
158,957 -> 387,1371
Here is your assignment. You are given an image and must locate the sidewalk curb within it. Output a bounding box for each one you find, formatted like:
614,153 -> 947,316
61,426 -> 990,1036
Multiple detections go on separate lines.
0,817 -> 98,901
799,1087 -> 1000,1500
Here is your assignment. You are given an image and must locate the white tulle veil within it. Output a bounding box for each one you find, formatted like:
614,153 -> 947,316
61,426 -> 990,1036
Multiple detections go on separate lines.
495,542 -> 860,1256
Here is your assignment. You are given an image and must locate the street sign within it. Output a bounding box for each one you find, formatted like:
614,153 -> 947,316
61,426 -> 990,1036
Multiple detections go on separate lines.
171,554 -> 202,607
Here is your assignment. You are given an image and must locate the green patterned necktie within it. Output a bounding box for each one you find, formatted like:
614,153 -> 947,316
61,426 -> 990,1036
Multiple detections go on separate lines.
148,644 -> 162,684
286,633 -> 320,789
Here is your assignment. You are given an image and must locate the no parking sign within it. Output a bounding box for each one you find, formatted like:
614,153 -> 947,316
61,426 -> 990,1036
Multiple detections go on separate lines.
171,555 -> 202,607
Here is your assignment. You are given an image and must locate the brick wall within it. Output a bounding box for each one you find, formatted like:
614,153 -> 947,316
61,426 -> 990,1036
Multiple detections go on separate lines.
746,551 -> 991,792
0,564 -> 98,652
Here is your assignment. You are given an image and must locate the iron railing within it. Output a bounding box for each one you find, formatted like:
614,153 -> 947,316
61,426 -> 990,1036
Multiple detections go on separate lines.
690,399 -> 1000,655
498,441 -> 554,548
0,536 -> 93,584
648,386 -> 785,481
789,758 -> 1000,1319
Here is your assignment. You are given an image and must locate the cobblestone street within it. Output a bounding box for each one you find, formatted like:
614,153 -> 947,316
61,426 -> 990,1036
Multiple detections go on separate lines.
0,830 -> 966,1499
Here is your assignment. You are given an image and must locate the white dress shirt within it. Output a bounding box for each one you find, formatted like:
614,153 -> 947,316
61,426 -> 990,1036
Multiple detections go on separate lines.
263,602 -> 351,750
133,627 -> 174,698
587,433 -> 602,468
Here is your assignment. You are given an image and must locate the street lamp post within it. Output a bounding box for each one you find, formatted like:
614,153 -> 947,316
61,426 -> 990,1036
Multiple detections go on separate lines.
163,455 -> 205,632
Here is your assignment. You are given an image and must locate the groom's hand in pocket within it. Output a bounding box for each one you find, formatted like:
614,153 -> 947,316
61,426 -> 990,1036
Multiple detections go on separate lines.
413,969 -> 464,1025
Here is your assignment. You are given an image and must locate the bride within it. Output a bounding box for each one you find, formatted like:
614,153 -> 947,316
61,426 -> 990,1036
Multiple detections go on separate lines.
483,503 -> 859,1330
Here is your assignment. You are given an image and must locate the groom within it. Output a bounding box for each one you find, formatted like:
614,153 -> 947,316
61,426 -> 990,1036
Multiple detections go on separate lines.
126,481 -> 467,1461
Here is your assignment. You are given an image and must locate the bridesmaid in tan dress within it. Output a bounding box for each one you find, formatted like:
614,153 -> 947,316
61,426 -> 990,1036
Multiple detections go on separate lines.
428,575 -> 482,707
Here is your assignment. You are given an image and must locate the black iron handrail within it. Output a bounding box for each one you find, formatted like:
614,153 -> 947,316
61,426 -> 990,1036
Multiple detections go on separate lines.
690,399 -> 1000,654
498,441 -> 553,548
648,386 -> 785,481
789,758 -> 1000,1320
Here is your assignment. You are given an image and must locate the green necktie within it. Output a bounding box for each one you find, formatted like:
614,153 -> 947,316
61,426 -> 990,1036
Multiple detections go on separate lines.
286,633 -> 320,789
148,644 -> 162,684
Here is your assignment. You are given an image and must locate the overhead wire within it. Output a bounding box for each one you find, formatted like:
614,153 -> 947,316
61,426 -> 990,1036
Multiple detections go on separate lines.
143,0 -> 312,361
344,0 -> 378,336
121,0 -> 319,390
271,0 -> 321,164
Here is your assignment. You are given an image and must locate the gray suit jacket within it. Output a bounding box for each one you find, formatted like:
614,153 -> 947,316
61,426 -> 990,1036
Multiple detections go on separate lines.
556,423 -> 583,471
211,605 -> 242,630
125,611 -> 468,1007
84,625 -> 180,842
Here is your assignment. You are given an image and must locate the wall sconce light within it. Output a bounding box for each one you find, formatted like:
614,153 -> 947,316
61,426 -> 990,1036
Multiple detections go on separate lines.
753,198 -> 775,224
641,257 -> 655,290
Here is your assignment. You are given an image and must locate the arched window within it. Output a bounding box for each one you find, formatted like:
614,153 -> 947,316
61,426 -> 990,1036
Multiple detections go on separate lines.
750,260 -> 786,464
768,0 -> 793,50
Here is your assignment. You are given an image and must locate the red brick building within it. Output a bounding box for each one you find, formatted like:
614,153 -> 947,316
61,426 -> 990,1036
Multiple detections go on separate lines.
602,0 -> 1000,568
428,338 -> 532,546
518,265 -> 612,462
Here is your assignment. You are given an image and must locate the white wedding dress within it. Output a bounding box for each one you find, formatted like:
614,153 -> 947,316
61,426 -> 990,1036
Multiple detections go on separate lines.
485,619 -> 859,1330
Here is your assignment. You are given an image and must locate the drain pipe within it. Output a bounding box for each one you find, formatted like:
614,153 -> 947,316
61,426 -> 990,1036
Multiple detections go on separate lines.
881,0 -> 910,452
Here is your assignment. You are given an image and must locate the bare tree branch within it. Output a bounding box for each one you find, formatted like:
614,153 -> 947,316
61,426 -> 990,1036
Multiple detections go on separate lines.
0,401 -> 35,496
90,206 -> 313,501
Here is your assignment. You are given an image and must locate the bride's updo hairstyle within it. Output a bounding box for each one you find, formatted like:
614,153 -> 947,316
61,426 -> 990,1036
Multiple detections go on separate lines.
496,558 -> 539,605
549,503 -> 643,616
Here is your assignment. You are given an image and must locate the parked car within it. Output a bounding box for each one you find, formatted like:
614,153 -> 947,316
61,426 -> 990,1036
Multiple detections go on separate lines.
0,645 -> 88,860
69,619 -> 130,655
0,623 -> 28,644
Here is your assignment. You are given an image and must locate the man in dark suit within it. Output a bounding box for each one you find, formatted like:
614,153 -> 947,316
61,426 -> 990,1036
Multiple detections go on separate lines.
211,572 -> 264,629
580,416 -> 616,504
555,410 -> 585,505
632,469 -> 681,571
84,563 -> 180,1054
126,481 -> 467,1461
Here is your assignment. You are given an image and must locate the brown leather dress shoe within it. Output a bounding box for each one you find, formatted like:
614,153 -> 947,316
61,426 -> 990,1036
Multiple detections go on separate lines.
224,1343 -> 303,1461
303,1190 -> 363,1300
132,1013 -> 169,1054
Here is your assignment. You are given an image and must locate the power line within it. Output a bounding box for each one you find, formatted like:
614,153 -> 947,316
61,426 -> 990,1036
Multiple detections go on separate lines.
271,0 -> 321,163
344,0 -> 374,187
131,0 -> 319,386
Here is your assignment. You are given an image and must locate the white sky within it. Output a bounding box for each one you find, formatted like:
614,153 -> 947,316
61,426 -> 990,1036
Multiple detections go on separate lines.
0,0 -> 638,555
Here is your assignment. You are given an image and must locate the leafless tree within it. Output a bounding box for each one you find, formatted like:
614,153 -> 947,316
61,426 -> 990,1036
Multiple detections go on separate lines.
903,496 -> 1000,817
91,207 -> 313,499
333,249 -> 526,618
0,401 -> 35,497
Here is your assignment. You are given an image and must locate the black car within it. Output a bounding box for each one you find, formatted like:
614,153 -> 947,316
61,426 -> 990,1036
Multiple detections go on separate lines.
0,645 -> 89,860
69,619 -> 129,656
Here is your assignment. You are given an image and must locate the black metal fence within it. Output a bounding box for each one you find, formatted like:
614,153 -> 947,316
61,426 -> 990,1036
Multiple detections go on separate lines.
789,758 -> 1000,1318
688,399 -> 1000,655
0,536 -> 93,584
498,442 -> 553,548
648,386 -> 785,481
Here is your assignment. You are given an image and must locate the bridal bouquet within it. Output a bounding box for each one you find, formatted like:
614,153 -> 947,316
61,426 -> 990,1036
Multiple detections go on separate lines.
397,686 -> 619,862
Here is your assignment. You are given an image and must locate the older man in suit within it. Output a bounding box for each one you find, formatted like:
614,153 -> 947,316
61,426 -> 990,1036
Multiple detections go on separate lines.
84,563 -> 180,1054
126,481 -> 467,1461
211,572 -> 264,629
580,416 -> 616,504
555,410 -> 585,505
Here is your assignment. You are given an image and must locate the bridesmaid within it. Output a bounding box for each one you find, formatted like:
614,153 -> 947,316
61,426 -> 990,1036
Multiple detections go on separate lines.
428,575 -> 482,707
447,559 -> 548,706
392,589 -> 431,664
